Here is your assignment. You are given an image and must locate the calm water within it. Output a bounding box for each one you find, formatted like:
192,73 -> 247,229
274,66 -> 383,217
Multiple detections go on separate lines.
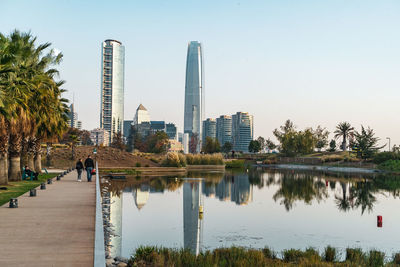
102,168 -> 400,258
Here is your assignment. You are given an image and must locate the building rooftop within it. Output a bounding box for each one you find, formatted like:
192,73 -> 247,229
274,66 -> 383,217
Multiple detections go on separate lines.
136,104 -> 147,111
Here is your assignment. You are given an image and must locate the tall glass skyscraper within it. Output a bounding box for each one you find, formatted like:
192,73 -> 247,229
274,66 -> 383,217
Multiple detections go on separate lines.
202,118 -> 216,144
100,39 -> 125,142
184,41 -> 204,152
216,115 -> 232,146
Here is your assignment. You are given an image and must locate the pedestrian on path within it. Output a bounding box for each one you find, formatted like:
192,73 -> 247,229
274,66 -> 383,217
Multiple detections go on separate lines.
75,159 -> 84,182
84,155 -> 94,182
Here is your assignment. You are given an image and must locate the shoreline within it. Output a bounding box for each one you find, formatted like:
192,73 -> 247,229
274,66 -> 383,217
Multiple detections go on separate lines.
259,163 -> 384,174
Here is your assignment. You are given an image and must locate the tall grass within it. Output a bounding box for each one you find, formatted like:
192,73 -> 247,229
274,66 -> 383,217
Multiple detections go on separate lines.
161,152 -> 187,167
129,246 -> 397,266
225,159 -> 245,168
185,153 -> 224,165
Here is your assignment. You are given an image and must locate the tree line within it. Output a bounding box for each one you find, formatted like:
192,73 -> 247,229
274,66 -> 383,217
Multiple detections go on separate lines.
0,31 -> 68,184
248,120 -> 383,159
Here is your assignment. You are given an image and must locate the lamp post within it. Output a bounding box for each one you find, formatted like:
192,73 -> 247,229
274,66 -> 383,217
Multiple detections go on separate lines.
386,137 -> 391,152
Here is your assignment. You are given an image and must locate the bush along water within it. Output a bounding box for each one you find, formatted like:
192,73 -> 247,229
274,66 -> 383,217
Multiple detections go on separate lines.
225,159 -> 245,169
128,246 -> 399,266
378,160 -> 400,172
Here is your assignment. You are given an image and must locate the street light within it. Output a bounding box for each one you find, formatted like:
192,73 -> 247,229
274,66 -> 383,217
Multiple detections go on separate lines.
386,137 -> 391,152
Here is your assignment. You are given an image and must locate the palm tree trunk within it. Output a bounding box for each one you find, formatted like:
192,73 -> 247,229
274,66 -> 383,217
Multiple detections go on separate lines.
33,138 -> 42,173
0,153 -> 8,185
8,131 -> 23,181
27,153 -> 35,170
34,153 -> 42,173
8,156 -> 21,181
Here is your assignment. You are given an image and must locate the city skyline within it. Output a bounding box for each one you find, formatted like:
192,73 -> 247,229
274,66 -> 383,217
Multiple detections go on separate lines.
2,1 -> 400,146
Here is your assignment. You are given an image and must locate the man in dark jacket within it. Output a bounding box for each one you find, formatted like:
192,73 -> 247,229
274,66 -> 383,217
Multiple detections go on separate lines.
84,155 -> 95,182
75,159 -> 84,182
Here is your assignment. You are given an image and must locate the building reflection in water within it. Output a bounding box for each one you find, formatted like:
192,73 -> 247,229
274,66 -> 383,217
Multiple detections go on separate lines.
203,174 -> 253,205
133,184 -> 150,210
110,193 -> 122,258
183,181 -> 204,255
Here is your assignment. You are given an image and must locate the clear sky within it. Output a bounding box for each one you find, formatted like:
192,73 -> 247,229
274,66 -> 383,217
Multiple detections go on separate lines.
1,0 -> 400,147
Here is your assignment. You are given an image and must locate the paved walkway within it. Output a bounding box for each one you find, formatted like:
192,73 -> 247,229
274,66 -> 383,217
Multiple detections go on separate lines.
0,170 -> 96,267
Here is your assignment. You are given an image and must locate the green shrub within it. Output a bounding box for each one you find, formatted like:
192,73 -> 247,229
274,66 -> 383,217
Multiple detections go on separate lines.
262,247 -> 276,259
323,246 -> 337,262
368,250 -> 384,267
225,159 -> 245,168
135,162 -> 141,167
373,152 -> 400,164
346,248 -> 365,263
378,160 -> 400,172
393,253 -> 400,264
283,249 -> 304,262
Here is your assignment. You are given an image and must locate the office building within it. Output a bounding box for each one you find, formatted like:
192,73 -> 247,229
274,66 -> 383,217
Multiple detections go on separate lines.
67,103 -> 82,129
184,41 -> 204,152
216,115 -> 232,146
100,39 -> 125,142
166,123 -> 177,140
134,104 -> 150,125
123,120 -> 133,139
90,128 -> 110,146
202,118 -> 216,144
232,112 -> 254,152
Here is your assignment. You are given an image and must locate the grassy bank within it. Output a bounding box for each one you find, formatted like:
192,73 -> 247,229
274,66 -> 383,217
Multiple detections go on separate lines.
0,173 -> 59,206
129,246 -> 399,267
225,159 -> 246,169
378,160 -> 400,172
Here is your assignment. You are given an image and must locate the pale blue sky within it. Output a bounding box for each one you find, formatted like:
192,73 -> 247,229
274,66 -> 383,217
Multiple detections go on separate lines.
1,0 -> 399,146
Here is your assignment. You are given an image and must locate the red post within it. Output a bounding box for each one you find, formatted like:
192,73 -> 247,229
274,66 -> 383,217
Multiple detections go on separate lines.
377,215 -> 382,227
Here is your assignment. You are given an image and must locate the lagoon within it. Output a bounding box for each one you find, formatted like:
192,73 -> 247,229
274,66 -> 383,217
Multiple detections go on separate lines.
102,168 -> 400,259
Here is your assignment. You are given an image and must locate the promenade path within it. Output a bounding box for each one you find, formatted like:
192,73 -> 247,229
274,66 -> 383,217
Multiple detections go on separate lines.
0,170 -> 96,267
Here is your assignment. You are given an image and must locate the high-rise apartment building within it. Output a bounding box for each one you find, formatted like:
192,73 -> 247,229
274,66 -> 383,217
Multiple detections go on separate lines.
166,123 -> 177,140
202,118 -> 216,144
184,41 -> 204,152
100,39 -> 125,142
232,112 -> 254,152
216,115 -> 232,146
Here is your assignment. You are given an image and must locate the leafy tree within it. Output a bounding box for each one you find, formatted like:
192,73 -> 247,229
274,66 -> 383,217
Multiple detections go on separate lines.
221,142 -> 232,153
111,131 -> 125,151
202,137 -> 221,154
80,130 -> 93,145
189,133 -> 199,154
334,122 -> 354,151
273,120 -> 316,156
314,126 -> 330,151
146,131 -> 169,154
328,139 -> 336,152
256,136 -> 265,152
248,140 -> 261,153
353,126 -> 382,159
265,138 -> 277,151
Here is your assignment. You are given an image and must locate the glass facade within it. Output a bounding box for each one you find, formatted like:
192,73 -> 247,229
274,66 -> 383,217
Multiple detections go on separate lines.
100,39 -> 125,143
202,118 -> 216,144
232,112 -> 254,152
216,115 -> 232,146
184,41 -> 204,152
166,123 -> 177,140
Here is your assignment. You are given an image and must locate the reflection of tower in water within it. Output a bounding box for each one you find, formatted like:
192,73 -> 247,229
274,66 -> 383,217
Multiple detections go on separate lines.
183,181 -> 204,255
133,184 -> 150,210
110,193 -> 122,258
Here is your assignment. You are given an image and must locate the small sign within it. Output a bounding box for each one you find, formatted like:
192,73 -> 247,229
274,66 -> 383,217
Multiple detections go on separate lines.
93,148 -> 97,154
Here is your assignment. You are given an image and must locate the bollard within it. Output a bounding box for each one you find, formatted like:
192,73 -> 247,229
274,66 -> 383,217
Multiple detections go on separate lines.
30,189 -> 36,197
40,183 -> 46,190
63,171 -> 67,175
9,198 -> 18,208
377,215 -> 383,227
47,178 -> 52,184
56,175 -> 61,181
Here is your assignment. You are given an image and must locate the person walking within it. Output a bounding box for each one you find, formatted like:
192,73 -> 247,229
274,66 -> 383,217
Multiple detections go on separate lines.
84,155 -> 95,182
75,159 -> 84,182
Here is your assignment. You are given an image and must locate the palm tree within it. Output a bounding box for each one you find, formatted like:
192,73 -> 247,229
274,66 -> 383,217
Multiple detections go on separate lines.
334,122 -> 354,151
0,30 -> 68,180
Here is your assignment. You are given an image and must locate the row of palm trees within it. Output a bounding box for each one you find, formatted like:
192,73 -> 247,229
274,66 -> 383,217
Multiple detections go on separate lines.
0,30 -> 68,184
